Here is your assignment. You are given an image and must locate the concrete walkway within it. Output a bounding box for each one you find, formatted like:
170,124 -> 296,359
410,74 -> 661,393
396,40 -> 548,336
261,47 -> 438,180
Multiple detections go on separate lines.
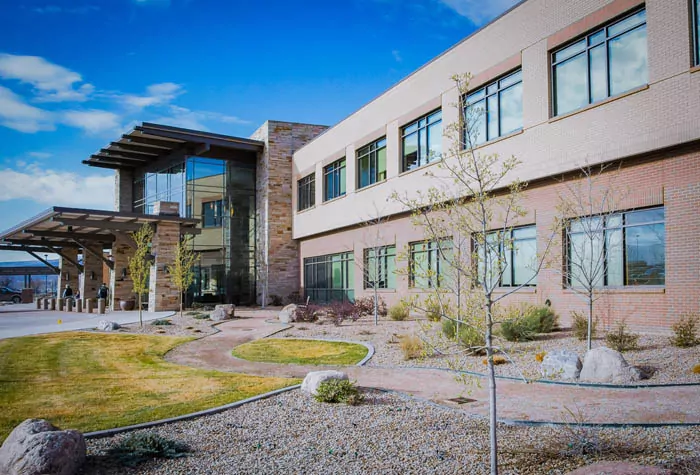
166,310 -> 700,425
0,303 -> 174,339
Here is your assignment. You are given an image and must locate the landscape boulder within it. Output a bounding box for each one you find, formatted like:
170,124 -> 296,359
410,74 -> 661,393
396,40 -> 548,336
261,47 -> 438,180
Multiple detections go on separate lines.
0,419 -> 86,475
540,349 -> 582,380
211,304 -> 235,322
97,320 -> 120,331
279,304 -> 297,324
579,347 -> 643,384
301,370 -> 348,396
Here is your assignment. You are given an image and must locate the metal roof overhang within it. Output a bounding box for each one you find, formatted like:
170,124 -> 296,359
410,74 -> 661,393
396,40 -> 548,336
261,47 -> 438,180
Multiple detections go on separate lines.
0,207 -> 201,256
83,122 -> 265,170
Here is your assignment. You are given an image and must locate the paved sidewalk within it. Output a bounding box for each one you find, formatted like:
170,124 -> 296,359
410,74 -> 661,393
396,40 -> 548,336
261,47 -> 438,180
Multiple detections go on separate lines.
166,310 -> 700,425
0,303 -> 173,339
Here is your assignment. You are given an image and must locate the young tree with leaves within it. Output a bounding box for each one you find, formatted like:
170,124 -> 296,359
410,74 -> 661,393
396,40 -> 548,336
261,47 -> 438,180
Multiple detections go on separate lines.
167,236 -> 199,318
393,73 -> 550,475
357,203 -> 394,325
128,223 -> 154,327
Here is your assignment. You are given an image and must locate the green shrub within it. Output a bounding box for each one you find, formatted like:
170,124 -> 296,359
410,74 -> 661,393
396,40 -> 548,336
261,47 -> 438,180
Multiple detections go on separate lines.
388,303 -> 410,321
605,321 -> 639,352
425,300 -> 447,322
528,305 -> 559,333
107,432 -> 189,467
671,313 -> 699,348
500,316 -> 539,342
314,379 -> 364,405
572,311 -> 597,341
151,319 -> 172,326
442,318 -> 485,353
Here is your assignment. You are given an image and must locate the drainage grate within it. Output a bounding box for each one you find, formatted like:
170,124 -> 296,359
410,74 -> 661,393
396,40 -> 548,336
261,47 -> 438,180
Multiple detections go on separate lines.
446,397 -> 477,405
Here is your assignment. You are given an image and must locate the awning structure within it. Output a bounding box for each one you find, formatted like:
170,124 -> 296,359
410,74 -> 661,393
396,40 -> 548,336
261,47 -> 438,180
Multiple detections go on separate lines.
82,122 -> 265,170
0,207 -> 200,271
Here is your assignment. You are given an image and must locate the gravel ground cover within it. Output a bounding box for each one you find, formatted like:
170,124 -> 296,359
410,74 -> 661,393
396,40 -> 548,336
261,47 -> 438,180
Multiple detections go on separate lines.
96,312 -> 219,338
82,389 -> 700,475
281,316 -> 700,385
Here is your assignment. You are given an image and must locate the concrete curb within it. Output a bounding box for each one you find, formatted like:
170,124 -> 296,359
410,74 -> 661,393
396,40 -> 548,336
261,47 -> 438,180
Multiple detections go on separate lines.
83,384 -> 301,439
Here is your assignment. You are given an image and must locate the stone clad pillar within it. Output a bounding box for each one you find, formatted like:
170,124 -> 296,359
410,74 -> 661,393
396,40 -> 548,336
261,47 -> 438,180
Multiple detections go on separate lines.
80,245 -> 104,301
148,202 -> 180,312
59,248 -> 80,298
110,234 -> 135,311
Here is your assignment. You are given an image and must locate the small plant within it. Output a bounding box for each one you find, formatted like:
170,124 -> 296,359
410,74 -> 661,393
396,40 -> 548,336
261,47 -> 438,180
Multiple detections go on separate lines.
442,318 -> 486,354
325,301 -> 362,325
424,297 -> 448,323
314,379 -> 364,405
353,296 -> 388,317
151,319 -> 172,326
671,313 -> 699,348
295,304 -> 321,323
605,321 -> 639,352
388,303 -> 410,321
193,329 -> 202,333
192,313 -> 210,320
482,355 -> 507,365
399,334 -> 424,360
185,326 -> 194,330
268,294 -> 284,306
692,364 -> 700,374
572,311 -> 597,341
107,432 -> 189,467
529,305 -> 559,333
535,351 -> 546,363
499,316 -> 539,342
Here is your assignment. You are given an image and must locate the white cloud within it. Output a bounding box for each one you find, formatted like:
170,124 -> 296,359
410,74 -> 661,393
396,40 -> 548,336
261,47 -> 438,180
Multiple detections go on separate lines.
439,0 -> 520,25
392,49 -> 402,63
61,109 -> 122,134
0,53 -> 92,102
28,152 -> 52,159
0,164 -> 114,208
0,86 -> 54,133
120,82 -> 184,109
152,105 -> 249,131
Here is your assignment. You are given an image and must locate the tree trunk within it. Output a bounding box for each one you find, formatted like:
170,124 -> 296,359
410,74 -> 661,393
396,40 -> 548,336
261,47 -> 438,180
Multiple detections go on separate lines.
587,293 -> 593,351
180,291 -> 183,319
138,294 -> 143,327
373,288 -> 379,326
486,302 -> 498,475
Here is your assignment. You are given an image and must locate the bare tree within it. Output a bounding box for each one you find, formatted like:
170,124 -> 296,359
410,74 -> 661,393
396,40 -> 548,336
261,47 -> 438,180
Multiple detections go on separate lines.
553,164 -> 627,350
128,223 -> 154,327
393,73 -> 551,475
167,236 -> 199,318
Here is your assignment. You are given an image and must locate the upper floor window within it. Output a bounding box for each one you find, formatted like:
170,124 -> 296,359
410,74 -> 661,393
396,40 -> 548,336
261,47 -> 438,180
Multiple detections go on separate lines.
401,110 -> 442,172
474,225 -> 537,288
364,245 -> 396,289
567,207 -> 665,288
694,0 -> 700,65
465,69 -> 523,146
552,8 -> 648,116
202,199 -> 223,228
324,158 -> 346,201
409,239 -> 452,289
297,173 -> 315,211
357,137 -> 387,189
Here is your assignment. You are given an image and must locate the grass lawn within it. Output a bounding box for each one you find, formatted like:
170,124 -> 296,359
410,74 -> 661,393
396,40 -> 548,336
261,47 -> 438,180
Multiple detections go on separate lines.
232,338 -> 368,365
0,332 -> 299,442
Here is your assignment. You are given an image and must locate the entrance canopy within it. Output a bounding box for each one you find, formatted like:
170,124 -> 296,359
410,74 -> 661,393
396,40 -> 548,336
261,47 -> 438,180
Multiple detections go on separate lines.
83,122 -> 264,170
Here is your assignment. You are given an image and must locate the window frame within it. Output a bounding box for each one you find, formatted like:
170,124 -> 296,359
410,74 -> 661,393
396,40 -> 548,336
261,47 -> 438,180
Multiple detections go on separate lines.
201,199 -> 224,228
303,251 -> 355,303
565,206 -> 665,288
323,158 -> 346,202
474,225 -> 538,288
356,137 -> 388,189
408,238 -> 452,289
297,173 -> 316,211
694,0 -> 700,66
363,245 -> 396,289
400,109 -> 443,172
464,69 -> 523,147
551,7 -> 648,117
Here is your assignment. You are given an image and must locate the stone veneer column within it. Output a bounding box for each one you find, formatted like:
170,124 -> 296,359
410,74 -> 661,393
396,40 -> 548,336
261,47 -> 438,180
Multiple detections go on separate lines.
148,202 -> 181,312
110,234 -> 135,311
80,245 -> 104,301
250,121 -> 329,305
114,169 -> 134,213
59,249 -> 80,297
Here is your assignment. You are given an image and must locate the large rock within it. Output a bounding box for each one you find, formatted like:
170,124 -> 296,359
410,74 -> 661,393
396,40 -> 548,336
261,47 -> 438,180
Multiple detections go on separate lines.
279,304 -> 297,324
579,347 -> 643,384
0,419 -> 86,475
97,320 -> 120,331
301,371 -> 348,395
211,304 -> 235,322
540,349 -> 582,380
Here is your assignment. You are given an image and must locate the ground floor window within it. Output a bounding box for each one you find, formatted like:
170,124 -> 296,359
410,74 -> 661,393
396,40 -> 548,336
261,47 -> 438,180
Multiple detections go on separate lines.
475,225 -> 537,288
304,252 -> 354,302
409,239 -> 452,289
363,245 -> 396,289
567,207 -> 665,287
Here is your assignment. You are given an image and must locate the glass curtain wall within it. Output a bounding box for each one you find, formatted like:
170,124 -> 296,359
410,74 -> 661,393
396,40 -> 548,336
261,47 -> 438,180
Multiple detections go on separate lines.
133,156 -> 256,305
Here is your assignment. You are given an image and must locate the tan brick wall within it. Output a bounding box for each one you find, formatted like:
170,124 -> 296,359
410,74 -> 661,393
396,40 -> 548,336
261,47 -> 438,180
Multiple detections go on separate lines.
110,234 -> 135,311
59,248 -> 80,297
299,146 -> 700,333
80,245 -> 104,300
114,169 -> 134,213
148,221 -> 180,311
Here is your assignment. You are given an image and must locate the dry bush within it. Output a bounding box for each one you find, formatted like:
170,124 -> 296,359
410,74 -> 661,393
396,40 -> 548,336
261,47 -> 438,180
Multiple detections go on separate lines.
605,321 -> 639,352
572,311 -> 597,341
399,334 -> 424,360
671,313 -> 699,348
388,303 -> 410,321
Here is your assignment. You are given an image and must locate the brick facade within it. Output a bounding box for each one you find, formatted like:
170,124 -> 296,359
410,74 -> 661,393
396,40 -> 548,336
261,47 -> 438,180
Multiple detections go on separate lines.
148,221 -> 181,312
110,233 -> 135,311
80,245 -> 104,300
59,249 -> 80,297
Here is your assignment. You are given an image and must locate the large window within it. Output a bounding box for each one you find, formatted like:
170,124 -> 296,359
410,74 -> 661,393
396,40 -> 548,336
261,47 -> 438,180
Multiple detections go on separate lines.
567,207 -> 665,288
324,158 -> 346,201
552,8 -> 648,116
202,199 -> 223,228
465,70 -> 523,146
694,0 -> 700,66
357,137 -> 387,189
304,252 -> 355,302
364,245 -> 396,289
475,226 -> 537,288
297,173 -> 315,211
409,239 -> 452,289
401,110 -> 443,172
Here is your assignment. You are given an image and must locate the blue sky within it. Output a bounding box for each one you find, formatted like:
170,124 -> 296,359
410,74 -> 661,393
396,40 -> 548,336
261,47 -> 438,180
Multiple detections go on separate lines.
0,0 -> 518,262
